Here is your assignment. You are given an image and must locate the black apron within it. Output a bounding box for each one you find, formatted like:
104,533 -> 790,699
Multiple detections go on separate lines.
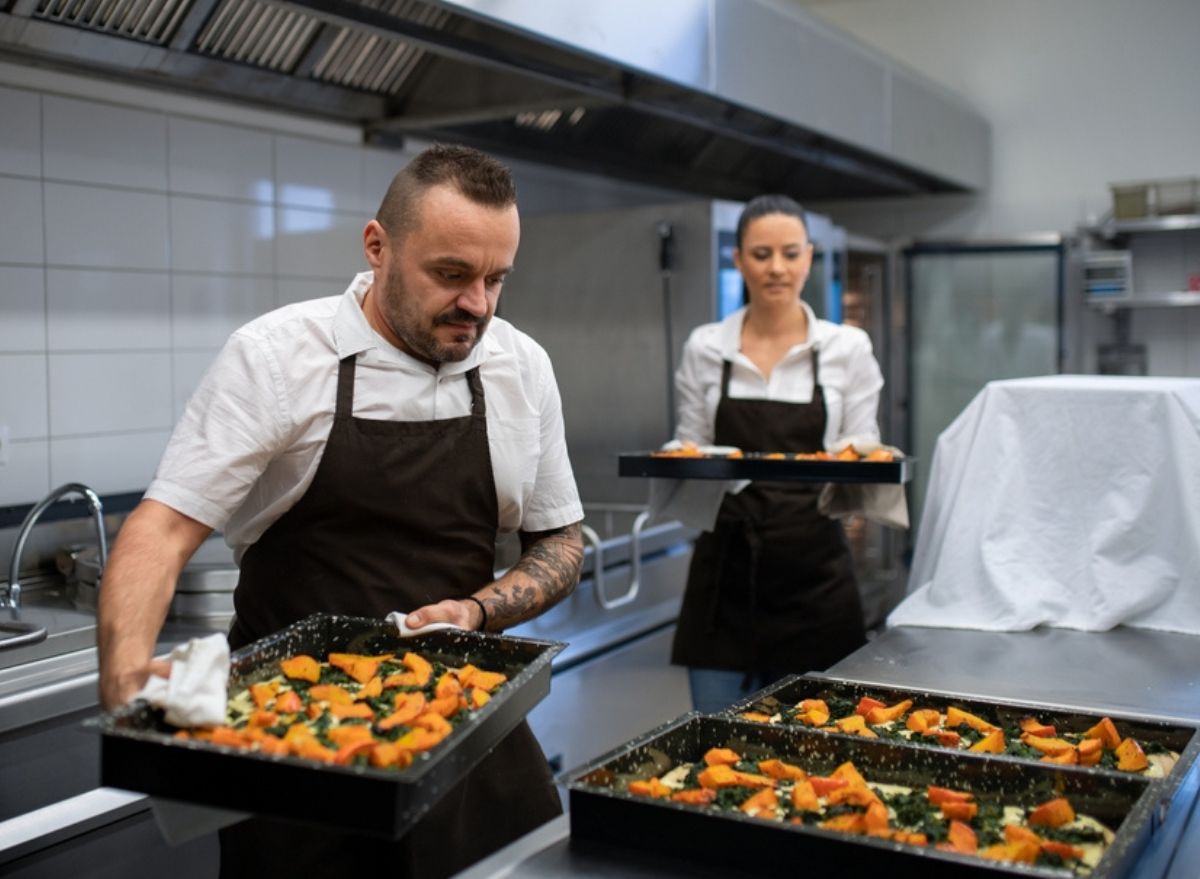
220,354 -> 560,879
672,348 -> 865,676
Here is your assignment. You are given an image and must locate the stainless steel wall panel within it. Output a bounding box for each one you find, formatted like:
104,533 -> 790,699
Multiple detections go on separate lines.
438,0 -> 712,90
889,67 -> 990,192
712,0 -> 889,157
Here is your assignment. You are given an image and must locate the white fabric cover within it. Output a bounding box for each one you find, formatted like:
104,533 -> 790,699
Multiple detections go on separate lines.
889,375 -> 1200,634
133,633 -> 230,728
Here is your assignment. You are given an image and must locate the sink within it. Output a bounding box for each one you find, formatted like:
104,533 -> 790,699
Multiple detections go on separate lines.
0,583 -> 99,670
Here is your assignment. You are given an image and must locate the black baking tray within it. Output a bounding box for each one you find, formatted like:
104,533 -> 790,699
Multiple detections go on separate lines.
565,714 -> 1158,878
97,613 -> 564,838
727,674 -> 1200,787
618,452 -> 911,484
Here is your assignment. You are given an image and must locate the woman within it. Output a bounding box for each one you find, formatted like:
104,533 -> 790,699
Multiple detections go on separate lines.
671,194 -> 885,714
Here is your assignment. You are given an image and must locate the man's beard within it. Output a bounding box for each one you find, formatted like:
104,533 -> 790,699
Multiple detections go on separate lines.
380,267 -> 490,364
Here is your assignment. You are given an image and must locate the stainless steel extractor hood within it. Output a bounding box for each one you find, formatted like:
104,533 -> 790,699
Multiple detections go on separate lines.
0,0 -> 989,201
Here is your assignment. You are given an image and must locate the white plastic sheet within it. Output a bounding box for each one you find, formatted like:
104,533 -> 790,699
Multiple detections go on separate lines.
889,375 -> 1200,634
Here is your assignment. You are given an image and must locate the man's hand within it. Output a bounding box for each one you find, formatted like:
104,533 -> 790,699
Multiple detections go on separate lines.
404,522 -> 583,634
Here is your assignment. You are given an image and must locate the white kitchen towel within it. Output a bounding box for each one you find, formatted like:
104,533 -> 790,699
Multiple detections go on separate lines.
888,375 -> 1200,634
386,611 -> 463,637
133,632 -> 229,728
818,483 -> 909,530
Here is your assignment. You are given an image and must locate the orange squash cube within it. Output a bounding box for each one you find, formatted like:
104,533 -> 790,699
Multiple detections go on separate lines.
1084,717 -> 1122,750
969,729 -> 1005,753
1028,797 -> 1076,828
1115,737 -> 1149,772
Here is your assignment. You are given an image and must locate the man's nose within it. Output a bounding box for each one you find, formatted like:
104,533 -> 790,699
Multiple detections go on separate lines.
457,279 -> 488,316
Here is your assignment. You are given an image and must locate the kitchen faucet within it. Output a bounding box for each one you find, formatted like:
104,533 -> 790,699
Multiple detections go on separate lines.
4,483 -> 108,611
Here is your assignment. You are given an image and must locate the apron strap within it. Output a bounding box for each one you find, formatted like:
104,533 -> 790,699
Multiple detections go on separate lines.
335,354 -> 357,420
465,366 -> 486,418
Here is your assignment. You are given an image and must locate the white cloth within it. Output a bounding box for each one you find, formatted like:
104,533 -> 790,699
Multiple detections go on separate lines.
818,435 -> 910,530
146,272 -> 583,563
385,611 -> 462,637
133,633 -> 230,728
674,303 -> 884,450
889,375 -> 1200,634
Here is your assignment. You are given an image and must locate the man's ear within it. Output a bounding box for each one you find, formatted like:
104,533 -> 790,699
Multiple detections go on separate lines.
363,219 -> 388,269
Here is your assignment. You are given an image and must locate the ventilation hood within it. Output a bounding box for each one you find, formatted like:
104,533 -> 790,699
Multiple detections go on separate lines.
0,0 -> 989,201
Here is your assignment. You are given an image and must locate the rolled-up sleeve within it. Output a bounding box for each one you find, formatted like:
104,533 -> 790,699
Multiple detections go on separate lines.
836,332 -> 885,441
145,331 -> 291,530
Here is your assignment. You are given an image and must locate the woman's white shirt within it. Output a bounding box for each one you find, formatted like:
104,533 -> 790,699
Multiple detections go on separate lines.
674,303 -> 884,449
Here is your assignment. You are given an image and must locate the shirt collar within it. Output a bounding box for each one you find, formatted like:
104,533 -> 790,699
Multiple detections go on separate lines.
333,270 -> 490,374
718,300 -> 822,359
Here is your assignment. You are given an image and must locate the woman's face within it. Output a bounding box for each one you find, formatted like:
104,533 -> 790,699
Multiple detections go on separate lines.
734,212 -> 813,306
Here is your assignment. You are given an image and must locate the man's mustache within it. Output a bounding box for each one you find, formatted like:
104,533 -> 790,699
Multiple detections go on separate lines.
433,308 -> 486,327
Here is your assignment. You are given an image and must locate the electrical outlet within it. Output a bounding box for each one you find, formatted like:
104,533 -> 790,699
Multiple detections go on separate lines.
0,425 -> 9,467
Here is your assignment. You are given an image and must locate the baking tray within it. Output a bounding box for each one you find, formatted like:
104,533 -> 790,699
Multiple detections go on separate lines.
727,674 -> 1200,788
565,714 -> 1158,878
618,452 -> 912,484
96,613 -> 564,838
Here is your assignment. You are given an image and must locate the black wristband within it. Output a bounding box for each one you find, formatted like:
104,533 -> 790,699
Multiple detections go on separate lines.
465,595 -> 489,632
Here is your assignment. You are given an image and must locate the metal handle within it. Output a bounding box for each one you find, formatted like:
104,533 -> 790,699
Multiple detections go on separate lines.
591,512 -> 648,611
0,619 -> 48,650
581,525 -> 607,609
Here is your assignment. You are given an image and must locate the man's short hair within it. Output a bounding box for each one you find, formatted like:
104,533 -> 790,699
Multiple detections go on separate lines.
376,143 -> 517,239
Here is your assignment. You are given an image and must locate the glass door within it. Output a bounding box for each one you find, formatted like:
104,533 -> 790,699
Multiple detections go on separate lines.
905,241 -> 1065,526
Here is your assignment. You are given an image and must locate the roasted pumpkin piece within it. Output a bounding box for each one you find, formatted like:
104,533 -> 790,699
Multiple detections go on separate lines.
279,655 -> 320,683
939,801 -> 979,821
1078,737 -> 1104,766
355,676 -> 383,701
428,693 -> 465,718
979,840 -> 1039,864
1004,825 -> 1042,846
378,692 -> 427,730
434,672 -> 463,700
628,778 -> 673,799
328,701 -> 374,720
293,738 -> 337,762
671,788 -> 718,806
334,739 -> 378,765
831,761 -> 868,788
969,729 -> 1005,753
1041,840 -> 1086,861
799,698 -> 829,714
250,681 -> 278,708
703,747 -> 741,767
1084,716 -> 1122,750
821,813 -> 866,833
865,699 -> 913,725
1020,733 -> 1076,755
1115,737 -> 1149,772
831,714 -> 878,737
757,759 -> 807,781
1041,748 -> 1079,766
369,742 -> 414,769
739,788 -> 779,819
697,764 -> 774,789
272,690 -> 302,714
308,684 -> 353,705
248,710 -> 278,728
925,729 -> 961,747
1018,716 -> 1057,738
740,711 -> 774,723
455,665 -> 507,692
283,722 -> 316,745
383,652 -> 433,689
890,830 -> 928,847
257,734 -> 289,757
808,775 -> 850,796
941,820 -> 978,854
854,696 -> 887,717
826,784 -> 881,808
393,726 -> 447,752
411,711 -> 453,737
944,706 -> 998,734
790,779 -> 820,812
467,688 -> 491,710
927,786 -> 974,806
906,709 -> 942,733
863,800 -> 890,834
205,726 -> 252,748
326,724 -> 375,747
328,653 -> 391,685
1028,797 -> 1076,828
796,707 -> 830,726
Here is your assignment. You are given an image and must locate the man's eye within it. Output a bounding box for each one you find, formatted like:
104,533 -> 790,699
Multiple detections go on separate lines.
486,276 -> 506,288
439,270 -> 463,281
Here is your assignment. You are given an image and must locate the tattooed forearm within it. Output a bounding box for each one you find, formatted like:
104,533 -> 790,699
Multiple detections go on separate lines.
478,522 -> 583,631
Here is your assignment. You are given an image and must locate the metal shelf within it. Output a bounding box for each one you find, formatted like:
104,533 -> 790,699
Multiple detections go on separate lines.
1086,214 -> 1200,237
1088,291 -> 1200,311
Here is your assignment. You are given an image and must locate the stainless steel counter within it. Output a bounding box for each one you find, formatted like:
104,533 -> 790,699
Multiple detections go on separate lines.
453,625 -> 1200,879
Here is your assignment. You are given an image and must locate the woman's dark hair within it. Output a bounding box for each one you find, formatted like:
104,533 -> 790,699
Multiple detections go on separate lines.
735,194 -> 809,248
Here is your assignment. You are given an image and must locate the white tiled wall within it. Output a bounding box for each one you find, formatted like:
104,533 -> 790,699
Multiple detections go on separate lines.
0,79 -> 413,506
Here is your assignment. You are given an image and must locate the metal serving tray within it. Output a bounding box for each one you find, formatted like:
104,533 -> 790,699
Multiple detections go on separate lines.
618,453 -> 912,484
97,613 -> 564,838
565,714 -> 1158,878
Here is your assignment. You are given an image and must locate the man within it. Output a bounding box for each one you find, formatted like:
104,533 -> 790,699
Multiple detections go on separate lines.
97,144 -> 585,877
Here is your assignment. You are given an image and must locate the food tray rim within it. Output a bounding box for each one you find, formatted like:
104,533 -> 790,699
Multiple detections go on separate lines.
616,452 -> 912,484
